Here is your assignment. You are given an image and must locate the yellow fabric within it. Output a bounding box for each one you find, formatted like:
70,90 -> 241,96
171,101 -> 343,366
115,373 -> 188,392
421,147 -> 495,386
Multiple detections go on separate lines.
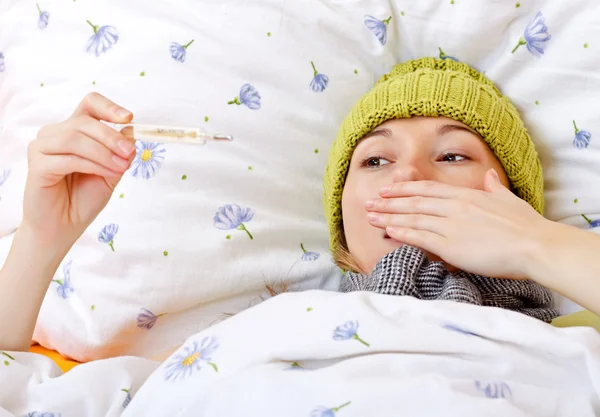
323,57 -> 543,253
30,344 -> 80,372
552,310 -> 600,333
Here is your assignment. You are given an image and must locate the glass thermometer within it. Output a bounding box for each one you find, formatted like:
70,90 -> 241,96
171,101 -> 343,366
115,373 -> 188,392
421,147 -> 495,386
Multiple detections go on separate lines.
119,124 -> 234,145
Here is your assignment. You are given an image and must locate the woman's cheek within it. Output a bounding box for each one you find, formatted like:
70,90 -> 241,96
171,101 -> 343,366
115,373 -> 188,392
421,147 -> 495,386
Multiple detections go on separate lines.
438,167 -> 487,190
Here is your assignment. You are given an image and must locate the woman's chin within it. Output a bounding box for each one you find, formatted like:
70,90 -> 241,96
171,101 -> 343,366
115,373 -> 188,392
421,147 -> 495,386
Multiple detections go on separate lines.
383,233 -> 405,249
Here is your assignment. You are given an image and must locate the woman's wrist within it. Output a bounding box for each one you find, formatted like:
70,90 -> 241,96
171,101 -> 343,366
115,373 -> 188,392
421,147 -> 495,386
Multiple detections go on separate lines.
519,219 -> 557,285
15,221 -> 75,264
0,224 -> 73,351
522,219 -> 600,315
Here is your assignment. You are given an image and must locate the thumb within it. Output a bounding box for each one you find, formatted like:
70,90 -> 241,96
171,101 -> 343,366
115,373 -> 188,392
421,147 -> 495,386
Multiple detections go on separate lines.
483,168 -> 508,193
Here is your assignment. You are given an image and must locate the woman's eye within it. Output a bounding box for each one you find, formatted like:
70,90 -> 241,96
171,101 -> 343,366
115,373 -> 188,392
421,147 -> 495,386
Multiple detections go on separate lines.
440,153 -> 467,163
362,157 -> 391,168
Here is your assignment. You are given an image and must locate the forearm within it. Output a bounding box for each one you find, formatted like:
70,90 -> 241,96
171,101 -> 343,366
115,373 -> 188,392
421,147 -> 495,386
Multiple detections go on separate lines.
0,225 -> 69,351
526,221 -> 600,316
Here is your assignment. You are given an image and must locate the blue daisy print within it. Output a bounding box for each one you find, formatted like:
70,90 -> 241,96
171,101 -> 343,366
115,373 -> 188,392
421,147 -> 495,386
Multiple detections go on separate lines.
364,15 -> 391,46
582,214 -> 600,229
310,61 -> 329,92
0,169 -> 10,186
512,11 -> 551,57
130,141 -> 166,179
442,324 -> 480,337
98,223 -> 119,251
0,168 -> 10,199
301,243 -> 320,261
228,83 -> 261,109
438,47 -> 459,61
332,321 -> 370,347
310,401 -> 351,417
213,204 -> 255,239
0,53 -> 5,72
36,3 -> 50,30
137,308 -> 166,330
164,336 -> 219,381
23,412 -> 62,417
169,40 -> 194,63
52,260 -> 74,299
121,388 -> 132,408
85,20 -> 119,56
572,120 -> 591,149
474,381 -> 512,399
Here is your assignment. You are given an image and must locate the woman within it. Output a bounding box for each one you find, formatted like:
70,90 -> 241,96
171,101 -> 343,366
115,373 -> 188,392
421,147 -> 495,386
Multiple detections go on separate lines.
322,59 -> 600,321
1,58 -> 599,353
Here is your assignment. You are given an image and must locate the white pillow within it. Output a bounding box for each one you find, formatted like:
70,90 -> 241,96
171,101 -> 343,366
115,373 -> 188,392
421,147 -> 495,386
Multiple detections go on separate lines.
0,0 -> 599,360
0,0 -> 392,360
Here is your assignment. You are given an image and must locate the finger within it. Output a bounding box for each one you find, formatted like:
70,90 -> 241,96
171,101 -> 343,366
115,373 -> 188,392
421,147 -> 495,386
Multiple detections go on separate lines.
35,131 -> 132,174
368,212 -> 448,235
483,168 -> 511,194
386,226 -> 447,255
379,181 -> 479,200
71,92 -> 133,124
365,196 -> 455,217
69,115 -> 136,159
104,169 -> 126,191
37,119 -> 136,160
34,154 -> 123,184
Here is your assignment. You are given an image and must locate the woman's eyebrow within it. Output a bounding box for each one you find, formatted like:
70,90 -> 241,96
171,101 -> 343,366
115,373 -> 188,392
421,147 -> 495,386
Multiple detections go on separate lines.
358,124 -> 479,145
437,123 -> 479,137
359,128 -> 393,142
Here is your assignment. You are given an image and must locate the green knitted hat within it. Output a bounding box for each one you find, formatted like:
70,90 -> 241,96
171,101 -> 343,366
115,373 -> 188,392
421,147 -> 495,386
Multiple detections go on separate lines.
324,57 -> 544,254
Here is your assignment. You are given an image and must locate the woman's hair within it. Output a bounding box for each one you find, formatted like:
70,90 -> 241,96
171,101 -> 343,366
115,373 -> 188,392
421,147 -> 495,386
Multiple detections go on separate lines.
332,228 -> 363,274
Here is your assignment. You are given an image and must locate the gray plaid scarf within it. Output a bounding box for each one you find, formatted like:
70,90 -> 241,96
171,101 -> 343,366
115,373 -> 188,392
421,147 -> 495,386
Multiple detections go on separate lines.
340,245 -> 558,322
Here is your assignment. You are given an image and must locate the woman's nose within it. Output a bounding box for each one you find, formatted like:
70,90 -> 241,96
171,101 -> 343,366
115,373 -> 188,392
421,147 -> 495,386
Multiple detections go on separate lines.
391,162 -> 426,183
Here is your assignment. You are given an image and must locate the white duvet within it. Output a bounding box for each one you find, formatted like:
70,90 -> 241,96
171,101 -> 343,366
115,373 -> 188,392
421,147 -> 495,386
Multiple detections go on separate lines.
1,291 -> 599,417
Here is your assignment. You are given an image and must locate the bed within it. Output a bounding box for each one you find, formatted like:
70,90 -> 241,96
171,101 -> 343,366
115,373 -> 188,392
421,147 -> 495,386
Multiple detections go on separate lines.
0,0 -> 599,415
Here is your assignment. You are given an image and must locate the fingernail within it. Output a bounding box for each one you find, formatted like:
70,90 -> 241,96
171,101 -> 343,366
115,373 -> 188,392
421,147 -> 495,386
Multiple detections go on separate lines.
117,139 -> 135,156
379,185 -> 391,195
365,199 -> 376,209
490,168 -> 500,182
112,154 -> 130,170
117,108 -> 132,119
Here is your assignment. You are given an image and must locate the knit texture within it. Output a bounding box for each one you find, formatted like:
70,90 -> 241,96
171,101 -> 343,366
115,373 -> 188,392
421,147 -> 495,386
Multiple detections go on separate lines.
324,57 -> 544,253
340,246 -> 558,323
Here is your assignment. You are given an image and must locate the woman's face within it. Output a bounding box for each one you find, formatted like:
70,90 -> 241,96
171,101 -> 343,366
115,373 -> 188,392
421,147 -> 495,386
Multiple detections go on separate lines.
341,116 -> 510,274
